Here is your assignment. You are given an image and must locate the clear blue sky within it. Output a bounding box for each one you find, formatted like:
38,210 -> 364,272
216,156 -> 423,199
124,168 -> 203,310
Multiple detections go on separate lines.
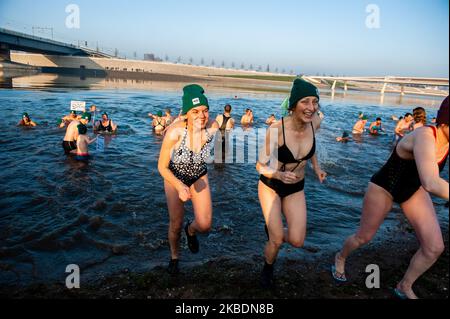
1,0 -> 448,77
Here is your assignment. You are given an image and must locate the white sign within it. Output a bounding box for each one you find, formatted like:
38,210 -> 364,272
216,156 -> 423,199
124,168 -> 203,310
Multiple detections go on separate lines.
71,101 -> 86,112
96,135 -> 105,152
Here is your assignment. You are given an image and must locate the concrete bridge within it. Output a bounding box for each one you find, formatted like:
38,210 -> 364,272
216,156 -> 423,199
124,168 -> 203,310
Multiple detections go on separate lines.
304,75 -> 449,97
0,28 -> 112,61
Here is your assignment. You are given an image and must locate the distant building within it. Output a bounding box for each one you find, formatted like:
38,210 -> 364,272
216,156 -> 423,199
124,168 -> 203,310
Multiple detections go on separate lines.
144,53 -> 162,62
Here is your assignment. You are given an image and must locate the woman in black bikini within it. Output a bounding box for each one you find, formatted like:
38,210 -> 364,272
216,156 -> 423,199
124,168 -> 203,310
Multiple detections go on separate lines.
158,84 -> 219,275
333,96 -> 449,299
256,79 -> 327,288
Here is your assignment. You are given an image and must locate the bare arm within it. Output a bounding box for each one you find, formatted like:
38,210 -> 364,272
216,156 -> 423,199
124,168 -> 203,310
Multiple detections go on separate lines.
413,129 -> 449,200
256,126 -> 280,179
111,120 -> 118,131
395,120 -> 404,136
87,136 -> 98,144
158,126 -> 188,192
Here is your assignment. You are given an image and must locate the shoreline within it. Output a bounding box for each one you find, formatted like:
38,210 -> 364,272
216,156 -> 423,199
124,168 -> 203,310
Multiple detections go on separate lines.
1,227 -> 447,299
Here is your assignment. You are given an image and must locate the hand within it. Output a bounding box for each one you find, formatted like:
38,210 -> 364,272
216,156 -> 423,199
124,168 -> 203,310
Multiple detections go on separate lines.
314,167 -> 327,183
277,171 -> 299,184
177,183 -> 192,202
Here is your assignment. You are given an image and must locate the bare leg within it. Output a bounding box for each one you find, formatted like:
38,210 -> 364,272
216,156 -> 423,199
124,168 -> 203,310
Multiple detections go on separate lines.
397,187 -> 445,299
164,180 -> 185,260
258,181 -> 284,265
189,174 -> 213,234
283,191 -> 307,248
335,183 -> 393,276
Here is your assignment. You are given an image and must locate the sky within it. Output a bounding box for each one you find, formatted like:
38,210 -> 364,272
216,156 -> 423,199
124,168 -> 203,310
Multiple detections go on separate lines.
0,0 -> 448,77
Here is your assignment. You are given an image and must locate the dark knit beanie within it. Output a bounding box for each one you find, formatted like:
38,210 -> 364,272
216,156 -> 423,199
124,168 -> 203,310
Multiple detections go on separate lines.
288,78 -> 320,109
182,84 -> 209,115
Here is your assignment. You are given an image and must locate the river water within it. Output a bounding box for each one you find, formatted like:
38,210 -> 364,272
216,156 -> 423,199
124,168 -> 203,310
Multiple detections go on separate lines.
0,75 -> 448,286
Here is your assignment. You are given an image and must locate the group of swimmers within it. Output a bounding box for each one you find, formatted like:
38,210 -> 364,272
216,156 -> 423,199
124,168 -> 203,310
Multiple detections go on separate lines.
19,104 -> 118,162
336,106 -> 437,144
157,79 -> 449,299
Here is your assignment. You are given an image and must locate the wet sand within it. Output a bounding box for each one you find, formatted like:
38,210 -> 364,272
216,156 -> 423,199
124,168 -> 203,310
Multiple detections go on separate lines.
1,227 -> 447,299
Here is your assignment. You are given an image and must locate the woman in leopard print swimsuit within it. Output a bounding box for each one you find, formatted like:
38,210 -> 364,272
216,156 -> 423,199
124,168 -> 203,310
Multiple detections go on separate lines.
158,84 -> 219,275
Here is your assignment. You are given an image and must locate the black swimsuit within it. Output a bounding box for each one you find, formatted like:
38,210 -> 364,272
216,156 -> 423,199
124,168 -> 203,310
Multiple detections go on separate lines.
98,120 -> 113,132
371,126 -> 448,203
260,117 -> 316,198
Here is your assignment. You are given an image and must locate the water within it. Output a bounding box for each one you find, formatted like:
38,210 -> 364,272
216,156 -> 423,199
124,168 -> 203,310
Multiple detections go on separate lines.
0,82 -> 448,286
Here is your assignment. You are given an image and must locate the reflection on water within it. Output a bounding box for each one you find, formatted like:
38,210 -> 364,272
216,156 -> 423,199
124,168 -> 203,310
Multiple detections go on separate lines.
0,76 -> 448,286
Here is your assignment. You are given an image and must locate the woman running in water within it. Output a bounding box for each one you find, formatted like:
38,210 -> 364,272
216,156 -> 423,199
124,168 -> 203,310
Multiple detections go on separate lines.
332,96 -> 449,299
158,84 -> 219,275
256,79 -> 327,288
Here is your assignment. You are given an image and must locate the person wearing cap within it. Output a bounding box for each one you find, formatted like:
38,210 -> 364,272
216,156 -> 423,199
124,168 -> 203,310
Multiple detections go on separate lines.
158,84 -> 219,275
336,131 -> 351,143
71,124 -> 97,162
17,113 -> 37,127
62,112 -> 91,155
352,115 -> 369,134
95,112 -> 117,134
59,110 -> 80,128
369,117 -> 385,135
256,78 -> 327,289
333,96 -> 449,299
148,111 -> 167,135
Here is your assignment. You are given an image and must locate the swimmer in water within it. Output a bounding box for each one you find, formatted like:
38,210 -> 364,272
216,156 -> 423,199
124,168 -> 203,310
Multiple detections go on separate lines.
149,111 -> 167,135
369,117 -> 385,135
241,109 -> 254,126
95,112 -> 118,134
265,114 -> 277,126
394,112 -> 414,142
412,107 -> 427,130
333,96 -> 449,299
72,124 -> 97,161
336,131 -> 351,143
62,112 -> 91,155
352,115 -> 368,134
17,113 -> 37,127
59,111 -> 80,128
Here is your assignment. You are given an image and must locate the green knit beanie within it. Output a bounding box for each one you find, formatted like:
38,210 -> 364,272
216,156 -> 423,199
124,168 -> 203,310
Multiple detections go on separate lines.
182,84 -> 209,115
288,78 -> 320,109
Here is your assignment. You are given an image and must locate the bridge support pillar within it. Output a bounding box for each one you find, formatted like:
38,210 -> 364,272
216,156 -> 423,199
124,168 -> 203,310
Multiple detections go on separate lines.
0,47 -> 11,62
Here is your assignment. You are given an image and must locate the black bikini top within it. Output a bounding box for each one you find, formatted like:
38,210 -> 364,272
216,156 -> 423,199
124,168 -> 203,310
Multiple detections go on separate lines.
278,117 -> 316,172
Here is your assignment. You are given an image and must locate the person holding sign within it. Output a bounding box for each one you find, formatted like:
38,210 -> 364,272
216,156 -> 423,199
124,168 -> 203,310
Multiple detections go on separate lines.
59,111 -> 80,128
95,112 -> 118,134
158,84 -> 219,275
62,112 -> 91,155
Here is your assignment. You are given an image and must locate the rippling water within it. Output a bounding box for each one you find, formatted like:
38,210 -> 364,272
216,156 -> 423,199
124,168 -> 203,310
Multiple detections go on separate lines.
0,86 -> 448,286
